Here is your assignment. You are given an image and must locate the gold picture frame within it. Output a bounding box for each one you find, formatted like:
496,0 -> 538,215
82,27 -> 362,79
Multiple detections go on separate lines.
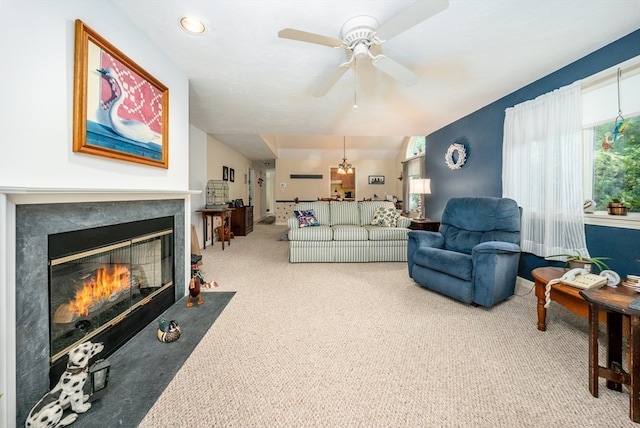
73,20 -> 169,168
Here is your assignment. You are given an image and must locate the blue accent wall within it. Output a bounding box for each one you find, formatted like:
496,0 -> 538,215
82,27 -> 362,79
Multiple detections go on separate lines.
424,29 -> 640,280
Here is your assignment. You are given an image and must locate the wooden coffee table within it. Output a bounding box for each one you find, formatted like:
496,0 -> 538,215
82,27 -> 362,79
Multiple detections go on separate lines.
533,266 -> 606,331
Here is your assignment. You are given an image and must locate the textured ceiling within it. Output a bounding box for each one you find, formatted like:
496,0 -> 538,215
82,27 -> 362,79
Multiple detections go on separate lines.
111,0 -> 640,161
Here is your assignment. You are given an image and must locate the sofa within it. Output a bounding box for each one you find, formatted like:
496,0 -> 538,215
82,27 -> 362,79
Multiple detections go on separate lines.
407,197 -> 521,307
287,200 -> 411,263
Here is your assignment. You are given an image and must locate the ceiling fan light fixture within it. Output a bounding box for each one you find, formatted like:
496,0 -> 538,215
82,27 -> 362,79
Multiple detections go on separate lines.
353,42 -> 369,59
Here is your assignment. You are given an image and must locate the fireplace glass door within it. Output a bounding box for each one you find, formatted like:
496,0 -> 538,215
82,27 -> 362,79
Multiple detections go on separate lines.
49,229 -> 173,362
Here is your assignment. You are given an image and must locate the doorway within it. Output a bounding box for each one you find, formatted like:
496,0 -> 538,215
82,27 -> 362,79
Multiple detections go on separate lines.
248,167 -> 255,207
330,167 -> 356,199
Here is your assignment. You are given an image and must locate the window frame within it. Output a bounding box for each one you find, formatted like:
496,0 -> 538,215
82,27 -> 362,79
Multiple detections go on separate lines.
581,57 -> 640,230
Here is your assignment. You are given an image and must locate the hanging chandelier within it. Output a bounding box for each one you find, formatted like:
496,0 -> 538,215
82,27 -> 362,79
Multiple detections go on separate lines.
337,136 -> 353,174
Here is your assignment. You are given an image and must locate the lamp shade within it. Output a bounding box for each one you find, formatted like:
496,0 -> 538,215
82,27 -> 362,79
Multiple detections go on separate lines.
409,178 -> 431,194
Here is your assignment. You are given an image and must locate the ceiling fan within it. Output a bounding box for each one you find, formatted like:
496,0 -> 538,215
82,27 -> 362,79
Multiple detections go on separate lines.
278,0 -> 449,97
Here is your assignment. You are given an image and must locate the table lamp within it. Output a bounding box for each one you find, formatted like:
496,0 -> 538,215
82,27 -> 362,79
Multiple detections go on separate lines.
409,178 -> 431,220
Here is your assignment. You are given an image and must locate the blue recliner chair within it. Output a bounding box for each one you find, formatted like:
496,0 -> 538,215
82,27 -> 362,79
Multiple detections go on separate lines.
407,197 -> 521,307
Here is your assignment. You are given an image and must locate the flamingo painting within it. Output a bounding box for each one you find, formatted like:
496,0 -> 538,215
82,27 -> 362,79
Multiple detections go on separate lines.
97,67 -> 160,144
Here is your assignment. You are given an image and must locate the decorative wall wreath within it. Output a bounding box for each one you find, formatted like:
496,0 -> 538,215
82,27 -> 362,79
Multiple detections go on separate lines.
444,143 -> 467,170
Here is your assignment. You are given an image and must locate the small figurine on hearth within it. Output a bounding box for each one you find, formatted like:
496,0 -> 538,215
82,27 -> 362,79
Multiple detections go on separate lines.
187,254 -> 218,307
157,318 -> 181,343
187,275 -> 204,307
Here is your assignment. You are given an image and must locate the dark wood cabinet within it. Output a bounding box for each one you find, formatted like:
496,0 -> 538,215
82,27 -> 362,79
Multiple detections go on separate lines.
341,172 -> 355,189
230,206 -> 254,236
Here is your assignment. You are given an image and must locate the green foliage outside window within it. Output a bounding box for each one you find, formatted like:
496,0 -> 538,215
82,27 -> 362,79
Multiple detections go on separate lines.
592,114 -> 640,212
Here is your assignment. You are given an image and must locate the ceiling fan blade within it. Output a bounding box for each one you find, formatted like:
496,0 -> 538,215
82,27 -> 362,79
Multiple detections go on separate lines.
278,28 -> 344,48
313,65 -> 351,97
375,0 -> 449,42
371,55 -> 419,86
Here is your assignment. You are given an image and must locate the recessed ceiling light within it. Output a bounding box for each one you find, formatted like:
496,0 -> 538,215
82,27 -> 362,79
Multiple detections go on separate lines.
180,16 -> 206,34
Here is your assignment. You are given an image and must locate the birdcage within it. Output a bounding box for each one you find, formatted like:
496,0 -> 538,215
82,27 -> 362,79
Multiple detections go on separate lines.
205,180 -> 229,209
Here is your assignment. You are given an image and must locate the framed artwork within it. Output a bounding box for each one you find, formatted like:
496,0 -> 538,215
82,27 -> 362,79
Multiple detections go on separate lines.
223,166 -> 229,181
230,168 -> 235,182
368,175 -> 385,185
72,20 -> 169,168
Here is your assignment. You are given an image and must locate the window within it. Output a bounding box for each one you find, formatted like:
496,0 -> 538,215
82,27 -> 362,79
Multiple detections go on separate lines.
403,136 -> 426,214
404,156 -> 423,212
406,136 -> 425,158
586,115 -> 639,212
582,58 -> 640,216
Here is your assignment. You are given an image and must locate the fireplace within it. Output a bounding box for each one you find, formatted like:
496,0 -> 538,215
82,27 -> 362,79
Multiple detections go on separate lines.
15,199 -> 186,424
48,217 -> 175,384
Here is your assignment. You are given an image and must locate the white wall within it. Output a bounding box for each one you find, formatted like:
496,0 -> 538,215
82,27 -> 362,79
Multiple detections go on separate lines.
250,160 -> 269,221
189,125 -> 208,247
206,134 -> 253,205
0,0 -> 189,191
274,158 -> 401,201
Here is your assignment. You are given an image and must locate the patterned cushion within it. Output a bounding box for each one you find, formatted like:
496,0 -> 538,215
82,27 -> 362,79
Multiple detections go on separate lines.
294,209 -> 319,228
292,202 -> 331,225
359,201 -> 396,226
370,207 -> 400,227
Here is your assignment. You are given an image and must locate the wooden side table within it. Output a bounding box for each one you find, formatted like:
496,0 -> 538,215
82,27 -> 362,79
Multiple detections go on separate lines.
532,266 -> 606,331
196,208 -> 233,250
580,287 -> 639,423
409,219 -> 440,232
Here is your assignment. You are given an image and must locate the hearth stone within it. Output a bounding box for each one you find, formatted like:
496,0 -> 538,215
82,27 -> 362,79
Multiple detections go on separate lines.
15,199 -> 185,425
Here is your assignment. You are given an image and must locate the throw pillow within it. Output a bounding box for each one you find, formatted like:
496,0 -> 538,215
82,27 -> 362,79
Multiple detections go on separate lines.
294,209 -> 319,228
370,207 -> 400,227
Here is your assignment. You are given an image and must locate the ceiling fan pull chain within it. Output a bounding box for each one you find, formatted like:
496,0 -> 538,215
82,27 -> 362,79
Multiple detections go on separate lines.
353,58 -> 358,108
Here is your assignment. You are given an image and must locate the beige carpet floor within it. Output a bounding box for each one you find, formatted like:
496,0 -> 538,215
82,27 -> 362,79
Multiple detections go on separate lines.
139,224 -> 636,427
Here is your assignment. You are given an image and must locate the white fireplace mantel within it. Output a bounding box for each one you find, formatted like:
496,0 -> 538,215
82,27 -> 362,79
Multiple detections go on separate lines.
1,187 -> 201,205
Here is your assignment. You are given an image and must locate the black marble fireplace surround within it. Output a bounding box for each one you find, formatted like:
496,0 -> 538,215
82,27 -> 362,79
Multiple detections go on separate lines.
15,199 -> 185,424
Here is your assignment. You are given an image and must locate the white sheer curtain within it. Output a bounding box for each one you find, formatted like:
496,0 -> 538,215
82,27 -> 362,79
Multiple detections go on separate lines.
502,82 -> 589,258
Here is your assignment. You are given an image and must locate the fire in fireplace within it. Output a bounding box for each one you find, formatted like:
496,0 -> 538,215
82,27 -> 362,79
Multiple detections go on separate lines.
48,216 -> 175,385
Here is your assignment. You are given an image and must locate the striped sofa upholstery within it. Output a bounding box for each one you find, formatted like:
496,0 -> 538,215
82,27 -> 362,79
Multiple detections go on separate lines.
287,201 -> 411,263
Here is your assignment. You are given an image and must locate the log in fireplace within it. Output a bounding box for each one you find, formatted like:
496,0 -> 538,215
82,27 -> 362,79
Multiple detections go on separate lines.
48,216 -> 175,386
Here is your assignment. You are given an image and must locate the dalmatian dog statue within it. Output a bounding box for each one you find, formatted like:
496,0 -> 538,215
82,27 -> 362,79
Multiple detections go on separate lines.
25,341 -> 104,428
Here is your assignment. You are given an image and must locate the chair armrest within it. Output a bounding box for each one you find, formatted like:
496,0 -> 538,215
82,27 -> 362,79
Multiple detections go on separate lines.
472,241 -> 520,255
407,231 -> 445,279
408,230 -> 445,248
287,216 -> 300,229
472,241 -> 521,307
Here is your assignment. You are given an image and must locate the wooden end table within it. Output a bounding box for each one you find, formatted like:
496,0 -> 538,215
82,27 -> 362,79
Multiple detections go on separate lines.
532,266 -> 607,331
409,219 -> 440,232
580,286 -> 639,423
196,208 -> 233,250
